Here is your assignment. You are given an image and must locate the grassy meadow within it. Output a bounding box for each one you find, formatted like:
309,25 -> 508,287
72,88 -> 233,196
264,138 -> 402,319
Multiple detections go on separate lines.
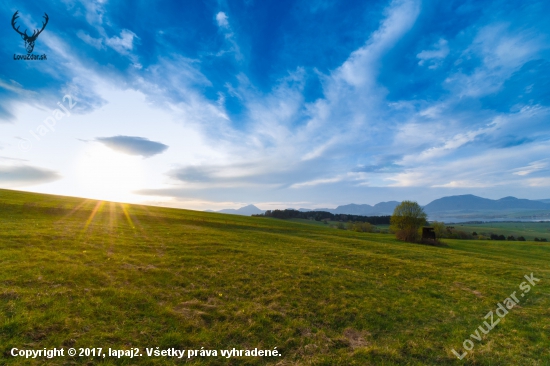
1,188 -> 549,365
451,222 -> 550,241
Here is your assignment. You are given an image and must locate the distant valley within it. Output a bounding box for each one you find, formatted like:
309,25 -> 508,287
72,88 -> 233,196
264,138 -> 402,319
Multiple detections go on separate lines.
210,195 -> 550,222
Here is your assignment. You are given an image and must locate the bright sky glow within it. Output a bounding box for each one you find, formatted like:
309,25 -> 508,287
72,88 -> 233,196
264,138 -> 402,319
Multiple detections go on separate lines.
76,143 -> 144,203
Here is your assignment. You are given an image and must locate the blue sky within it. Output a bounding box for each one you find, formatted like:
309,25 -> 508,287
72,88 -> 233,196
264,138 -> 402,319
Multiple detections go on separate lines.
1,0 -> 550,210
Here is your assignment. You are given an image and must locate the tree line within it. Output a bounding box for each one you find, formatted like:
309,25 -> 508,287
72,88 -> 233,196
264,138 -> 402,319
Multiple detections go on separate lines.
253,209 -> 391,225
254,202 -> 548,244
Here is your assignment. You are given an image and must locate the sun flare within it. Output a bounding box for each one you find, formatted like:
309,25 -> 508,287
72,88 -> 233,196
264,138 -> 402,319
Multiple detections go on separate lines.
76,144 -> 144,203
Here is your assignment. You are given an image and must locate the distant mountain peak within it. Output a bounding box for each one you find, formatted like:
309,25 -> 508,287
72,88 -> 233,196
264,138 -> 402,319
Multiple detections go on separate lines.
499,196 -> 518,201
213,204 -> 264,216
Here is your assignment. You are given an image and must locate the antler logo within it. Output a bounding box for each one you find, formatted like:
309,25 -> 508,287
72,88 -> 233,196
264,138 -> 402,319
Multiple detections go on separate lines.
11,10 -> 49,54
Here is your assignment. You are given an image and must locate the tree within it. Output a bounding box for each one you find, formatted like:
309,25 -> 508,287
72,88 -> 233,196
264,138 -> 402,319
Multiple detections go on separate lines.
431,221 -> 447,238
390,201 -> 427,242
347,221 -> 376,233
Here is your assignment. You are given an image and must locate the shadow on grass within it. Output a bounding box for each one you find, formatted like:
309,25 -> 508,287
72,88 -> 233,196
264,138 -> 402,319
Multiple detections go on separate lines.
395,237 -> 450,247
418,238 -> 449,247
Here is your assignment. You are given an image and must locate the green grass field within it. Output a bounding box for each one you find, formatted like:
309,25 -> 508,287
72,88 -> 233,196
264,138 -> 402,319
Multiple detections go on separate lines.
451,222 -> 550,241
1,189 -> 549,365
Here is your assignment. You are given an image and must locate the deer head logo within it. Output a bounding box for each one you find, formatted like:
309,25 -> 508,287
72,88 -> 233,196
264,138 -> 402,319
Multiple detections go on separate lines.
11,11 -> 49,54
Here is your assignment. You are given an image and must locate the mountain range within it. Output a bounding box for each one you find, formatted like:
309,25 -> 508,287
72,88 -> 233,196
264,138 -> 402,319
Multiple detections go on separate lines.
209,195 -> 550,222
424,195 -> 550,212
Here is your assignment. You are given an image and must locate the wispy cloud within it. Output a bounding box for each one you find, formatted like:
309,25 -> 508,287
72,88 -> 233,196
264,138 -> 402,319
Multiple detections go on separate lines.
445,23 -> 547,98
214,11 -> 243,60
417,38 -> 449,69
513,159 -> 549,176
105,29 -> 138,55
76,30 -> 105,49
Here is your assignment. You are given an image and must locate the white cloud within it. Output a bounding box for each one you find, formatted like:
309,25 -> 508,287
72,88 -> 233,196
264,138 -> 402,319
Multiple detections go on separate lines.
526,178 -> 550,187
404,121 -> 499,163
417,38 -> 449,69
216,12 -> 229,28
65,1 -> 140,66
0,79 -> 38,97
334,0 -> 421,87
290,176 -> 344,188
513,159 -> 549,176
77,30 -> 105,49
445,23 -> 546,98
79,0 -> 106,25
432,180 -> 493,188
105,29 -> 137,54
386,137 -> 550,188
214,11 -> 243,60
472,24 -> 543,70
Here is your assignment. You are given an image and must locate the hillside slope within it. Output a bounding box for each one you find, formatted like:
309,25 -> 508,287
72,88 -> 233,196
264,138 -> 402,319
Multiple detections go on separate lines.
0,189 -> 549,365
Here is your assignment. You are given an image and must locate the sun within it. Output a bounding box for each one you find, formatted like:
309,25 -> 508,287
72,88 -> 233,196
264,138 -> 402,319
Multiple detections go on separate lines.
76,143 -> 144,203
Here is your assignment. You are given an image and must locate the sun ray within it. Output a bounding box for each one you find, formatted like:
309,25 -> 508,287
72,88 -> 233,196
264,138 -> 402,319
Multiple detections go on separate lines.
120,203 -> 136,229
138,204 -> 168,228
106,201 -> 118,258
55,199 -> 90,224
82,200 -> 105,233
109,201 -> 117,231
118,204 -> 159,244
